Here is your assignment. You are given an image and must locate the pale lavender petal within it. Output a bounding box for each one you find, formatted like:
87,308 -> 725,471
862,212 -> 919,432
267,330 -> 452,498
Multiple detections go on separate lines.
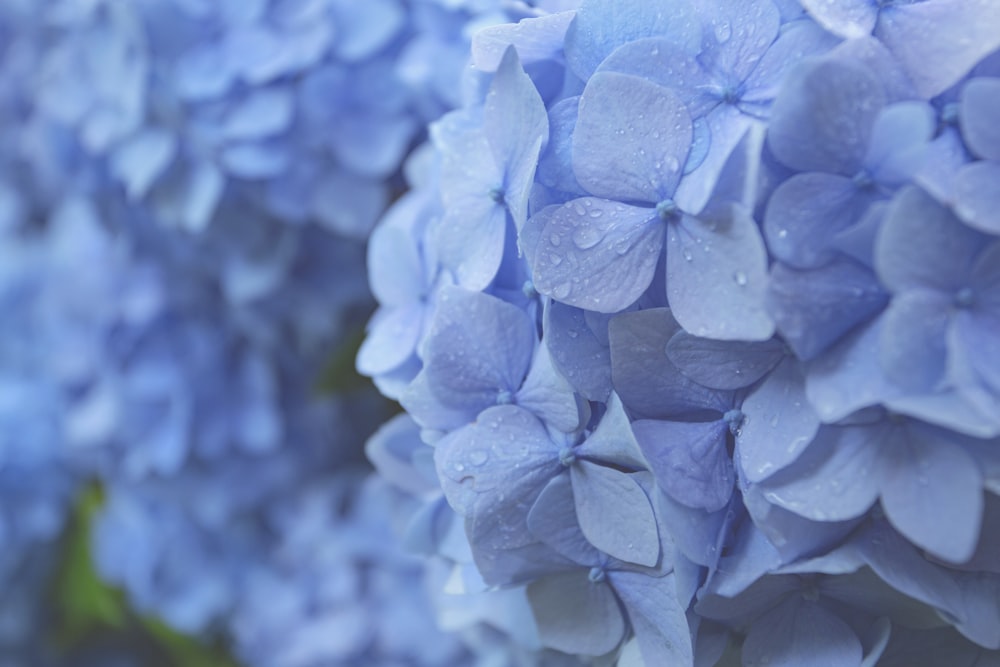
611,570 -> 694,666
532,198 -> 664,313
572,462 -> 660,567
564,0 -> 701,81
953,161 -> 1000,235
483,47 -> 549,230
960,77 -> 1000,161
737,357 -> 821,483
528,570 -> 627,656
633,419 -> 734,512
880,424 -> 984,563
767,58 -> 885,175
876,185 -> 983,293
573,72 -> 692,203
665,331 -> 785,390
760,424 -> 883,522
544,300 -> 613,402
609,308 -> 735,420
667,207 -> 774,340
743,598 -> 863,667
877,0 -> 1000,98
798,0 -> 878,38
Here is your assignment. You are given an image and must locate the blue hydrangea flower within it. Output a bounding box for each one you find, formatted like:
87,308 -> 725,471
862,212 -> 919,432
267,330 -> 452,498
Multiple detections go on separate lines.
360,2 -> 1000,665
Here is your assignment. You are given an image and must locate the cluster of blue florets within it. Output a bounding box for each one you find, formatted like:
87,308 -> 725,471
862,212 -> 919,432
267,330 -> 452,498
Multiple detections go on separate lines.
2,0 -> 1000,665
361,0 -> 1000,665
0,0 -> 566,664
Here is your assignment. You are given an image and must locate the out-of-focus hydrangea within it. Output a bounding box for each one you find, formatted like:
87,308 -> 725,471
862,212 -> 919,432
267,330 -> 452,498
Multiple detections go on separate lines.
0,0 -> 578,663
360,0 -> 1000,665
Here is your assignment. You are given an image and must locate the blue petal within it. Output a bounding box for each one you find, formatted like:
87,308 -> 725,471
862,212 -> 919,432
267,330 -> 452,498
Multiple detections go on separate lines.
571,461 -> 660,566
879,290 -> 951,392
483,47 -> 549,231
610,570 -> 694,666
221,89 -> 293,141
666,207 -> 774,340
737,357 -> 820,483
960,77 -> 1000,160
765,172 -> 879,269
654,491 -> 729,568
864,101 -> 936,186
178,161 -> 224,232
633,419 -> 733,512
527,474 -> 603,565
665,331 -> 785,390
876,186 -> 984,293
855,518 -> 995,640
743,598 -> 863,667
575,392 -> 648,469
767,58 -> 885,175
544,300 -> 613,402
364,414 -> 436,497
527,570 -> 627,656
433,405 -> 562,548
421,287 -> 535,412
356,303 -> 423,377
516,342 -> 583,433
743,484 -> 861,563
536,96 -> 585,195
741,20 -> 840,105
573,72 -> 692,203
219,142 -> 289,178
760,425 -> 882,522
798,0 -> 877,38
110,128 -> 176,200
532,198 -> 663,313
880,423 -> 984,563
806,319 -> 901,422
472,11 -> 577,72
433,112 -> 507,290
675,106 -> 757,215
953,161 -> 1000,235
596,38 -> 713,113
366,208 -> 426,307
876,0 -> 1000,98
697,0 -> 782,82
609,308 -> 735,420
326,0 -> 403,62
767,259 -> 888,360
564,0 -> 701,81
914,128 -> 969,204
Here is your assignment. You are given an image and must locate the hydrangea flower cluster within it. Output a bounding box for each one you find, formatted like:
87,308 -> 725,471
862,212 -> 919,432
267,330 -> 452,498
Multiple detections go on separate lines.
0,0 -> 577,663
361,0 -> 1000,664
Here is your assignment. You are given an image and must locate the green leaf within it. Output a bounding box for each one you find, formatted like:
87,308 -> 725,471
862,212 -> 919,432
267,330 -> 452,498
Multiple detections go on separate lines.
50,483 -> 127,646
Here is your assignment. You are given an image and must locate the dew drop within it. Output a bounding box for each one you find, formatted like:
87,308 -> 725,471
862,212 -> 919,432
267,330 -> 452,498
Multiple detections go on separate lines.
682,248 -> 693,262
548,253 -> 563,266
549,232 -> 561,247
572,225 -> 603,249
468,449 -> 489,466
552,282 -> 572,300
733,271 -> 748,286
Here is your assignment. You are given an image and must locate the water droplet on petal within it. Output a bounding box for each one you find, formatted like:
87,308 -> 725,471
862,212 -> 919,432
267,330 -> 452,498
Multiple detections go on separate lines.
572,225 -> 603,249
468,449 -> 489,466
552,282 -> 572,300
733,271 -> 748,286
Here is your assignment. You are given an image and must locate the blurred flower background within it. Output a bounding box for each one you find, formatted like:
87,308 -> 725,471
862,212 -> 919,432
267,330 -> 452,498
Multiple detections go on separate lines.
2,0 -> 1000,666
